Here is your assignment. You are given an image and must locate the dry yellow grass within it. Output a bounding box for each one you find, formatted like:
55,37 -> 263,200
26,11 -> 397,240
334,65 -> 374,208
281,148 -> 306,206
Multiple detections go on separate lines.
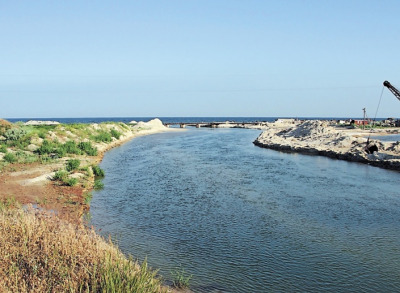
0,205 -> 166,292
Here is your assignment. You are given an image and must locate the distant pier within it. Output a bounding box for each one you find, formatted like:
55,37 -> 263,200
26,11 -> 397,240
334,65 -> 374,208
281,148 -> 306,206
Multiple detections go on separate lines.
164,121 -> 269,128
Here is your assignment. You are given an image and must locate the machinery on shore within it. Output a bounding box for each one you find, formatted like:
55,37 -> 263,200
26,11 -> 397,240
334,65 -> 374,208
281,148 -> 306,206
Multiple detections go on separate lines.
364,80 -> 400,154
383,80 -> 400,102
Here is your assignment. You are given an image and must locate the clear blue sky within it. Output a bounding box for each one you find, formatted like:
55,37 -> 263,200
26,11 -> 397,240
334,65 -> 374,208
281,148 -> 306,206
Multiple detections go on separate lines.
1,0 -> 400,118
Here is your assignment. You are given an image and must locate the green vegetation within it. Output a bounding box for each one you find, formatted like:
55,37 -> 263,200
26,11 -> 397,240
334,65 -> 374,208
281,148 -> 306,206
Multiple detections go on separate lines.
78,141 -> 98,156
0,207 -> 165,292
93,130 -> 113,143
53,169 -> 68,181
171,266 -> 192,289
110,128 -> 122,139
66,177 -> 78,186
66,159 -> 80,172
84,192 -> 93,204
92,165 -> 105,177
0,144 -> 7,153
3,152 -> 17,163
14,151 -> 39,164
52,170 -> 78,186
4,128 -> 27,141
94,179 -> 104,190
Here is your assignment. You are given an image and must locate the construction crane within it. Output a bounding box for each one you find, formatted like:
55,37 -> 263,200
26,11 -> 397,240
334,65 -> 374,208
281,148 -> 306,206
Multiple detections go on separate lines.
383,80 -> 400,101
365,80 -> 400,154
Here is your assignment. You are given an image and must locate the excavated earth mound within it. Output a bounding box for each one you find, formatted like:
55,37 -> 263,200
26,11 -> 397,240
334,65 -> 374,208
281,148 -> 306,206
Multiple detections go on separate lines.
254,120 -> 400,171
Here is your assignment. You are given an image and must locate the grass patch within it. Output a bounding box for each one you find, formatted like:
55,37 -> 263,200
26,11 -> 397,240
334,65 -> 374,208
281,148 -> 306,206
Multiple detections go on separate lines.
0,207 -> 165,292
3,152 -> 17,163
35,139 -> 56,155
110,129 -> 122,139
94,179 -> 104,190
0,144 -> 7,153
53,170 -> 68,181
84,192 -> 93,204
66,159 -> 80,172
14,151 -> 39,164
171,266 -> 192,289
78,141 -> 98,156
93,131 -> 112,143
65,177 -> 78,186
92,165 -> 105,177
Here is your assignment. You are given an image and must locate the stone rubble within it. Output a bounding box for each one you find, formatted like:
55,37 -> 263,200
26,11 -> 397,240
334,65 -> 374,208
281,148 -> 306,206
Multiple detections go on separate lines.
254,120 -> 400,171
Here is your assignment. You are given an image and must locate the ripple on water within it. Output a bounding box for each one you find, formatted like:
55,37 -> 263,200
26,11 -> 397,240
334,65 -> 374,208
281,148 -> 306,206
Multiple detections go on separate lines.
90,128 -> 400,293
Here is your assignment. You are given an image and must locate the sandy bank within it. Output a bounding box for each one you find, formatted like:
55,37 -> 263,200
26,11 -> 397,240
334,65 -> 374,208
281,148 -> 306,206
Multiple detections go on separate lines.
254,120 -> 400,171
0,119 -> 182,222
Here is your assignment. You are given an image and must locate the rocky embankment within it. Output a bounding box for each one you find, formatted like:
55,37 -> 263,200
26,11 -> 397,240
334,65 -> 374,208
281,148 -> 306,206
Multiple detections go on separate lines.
254,120 -> 400,171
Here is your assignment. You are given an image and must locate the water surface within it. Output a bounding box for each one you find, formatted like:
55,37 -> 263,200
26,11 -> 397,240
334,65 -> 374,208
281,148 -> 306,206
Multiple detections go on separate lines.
89,128 -> 400,292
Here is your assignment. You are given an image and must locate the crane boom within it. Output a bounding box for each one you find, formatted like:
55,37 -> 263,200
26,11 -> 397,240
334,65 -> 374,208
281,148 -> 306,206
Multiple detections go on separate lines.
383,80 -> 400,101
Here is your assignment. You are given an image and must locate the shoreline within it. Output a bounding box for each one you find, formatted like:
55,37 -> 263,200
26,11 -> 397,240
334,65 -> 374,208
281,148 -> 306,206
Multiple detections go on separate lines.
253,120 -> 400,171
0,119 -> 182,223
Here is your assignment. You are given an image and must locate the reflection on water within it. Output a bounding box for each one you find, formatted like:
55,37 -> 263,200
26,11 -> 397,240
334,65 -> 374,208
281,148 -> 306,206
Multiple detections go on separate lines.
89,128 -> 400,293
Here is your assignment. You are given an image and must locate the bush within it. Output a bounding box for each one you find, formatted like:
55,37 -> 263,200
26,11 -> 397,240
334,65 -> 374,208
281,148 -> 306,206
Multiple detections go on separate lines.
4,128 -> 27,141
14,151 -> 38,164
92,165 -> 105,177
0,145 -> 7,153
53,170 -> 68,181
110,129 -> 122,139
65,177 -> 78,186
62,140 -> 81,155
94,131 -> 112,143
78,142 -> 98,156
94,179 -> 104,190
35,140 -> 54,155
66,159 -> 80,172
3,153 -> 16,163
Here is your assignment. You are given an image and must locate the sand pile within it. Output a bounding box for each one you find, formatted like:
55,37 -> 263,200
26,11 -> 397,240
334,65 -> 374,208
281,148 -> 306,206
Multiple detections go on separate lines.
132,118 -> 167,131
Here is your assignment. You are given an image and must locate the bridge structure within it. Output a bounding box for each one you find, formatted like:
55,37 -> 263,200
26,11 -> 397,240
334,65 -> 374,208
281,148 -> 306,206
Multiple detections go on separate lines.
164,121 -> 268,128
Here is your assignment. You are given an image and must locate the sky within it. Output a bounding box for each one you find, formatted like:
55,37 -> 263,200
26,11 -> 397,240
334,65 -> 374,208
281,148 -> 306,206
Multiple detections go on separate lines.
1,0 -> 400,118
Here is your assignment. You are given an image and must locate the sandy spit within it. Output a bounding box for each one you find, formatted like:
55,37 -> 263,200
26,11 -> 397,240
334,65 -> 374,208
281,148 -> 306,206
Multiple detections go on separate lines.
253,120 -> 400,171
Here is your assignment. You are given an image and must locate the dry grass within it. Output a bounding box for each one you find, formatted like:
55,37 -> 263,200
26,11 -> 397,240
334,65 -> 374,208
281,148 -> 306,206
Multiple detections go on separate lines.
0,206 -> 166,293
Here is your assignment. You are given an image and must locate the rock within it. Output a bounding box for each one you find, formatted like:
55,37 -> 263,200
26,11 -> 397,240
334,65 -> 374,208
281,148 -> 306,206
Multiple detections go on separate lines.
24,120 -> 60,126
27,144 -> 39,152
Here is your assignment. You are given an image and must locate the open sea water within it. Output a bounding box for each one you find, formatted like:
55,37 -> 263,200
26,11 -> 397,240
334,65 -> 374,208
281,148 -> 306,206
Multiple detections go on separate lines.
88,127 -> 400,293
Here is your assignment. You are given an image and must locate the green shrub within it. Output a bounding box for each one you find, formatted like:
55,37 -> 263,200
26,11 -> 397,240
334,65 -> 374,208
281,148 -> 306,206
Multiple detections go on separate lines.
171,267 -> 192,289
110,129 -> 122,139
35,140 -> 54,155
94,179 -> 104,190
92,165 -> 105,177
62,140 -> 81,155
4,128 -> 27,141
3,152 -> 17,163
66,159 -> 80,172
55,147 -> 66,158
0,145 -> 7,153
13,151 -> 38,163
53,170 -> 68,181
78,141 -> 98,156
94,131 -> 112,143
65,177 -> 78,186
84,192 -> 93,204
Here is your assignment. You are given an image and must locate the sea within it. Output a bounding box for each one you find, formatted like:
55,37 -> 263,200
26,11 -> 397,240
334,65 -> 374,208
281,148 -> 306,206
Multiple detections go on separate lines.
6,116 -> 360,124
7,117 -> 400,292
